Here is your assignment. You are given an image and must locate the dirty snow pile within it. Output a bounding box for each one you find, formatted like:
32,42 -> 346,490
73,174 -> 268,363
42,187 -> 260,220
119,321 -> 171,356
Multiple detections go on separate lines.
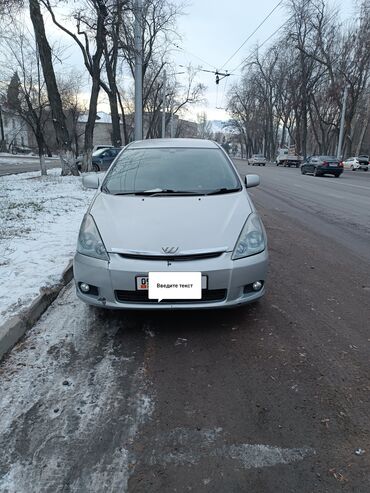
0,168 -> 95,325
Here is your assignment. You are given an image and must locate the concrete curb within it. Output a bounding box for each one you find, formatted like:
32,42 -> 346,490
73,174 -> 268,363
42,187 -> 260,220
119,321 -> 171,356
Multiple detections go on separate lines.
0,260 -> 73,361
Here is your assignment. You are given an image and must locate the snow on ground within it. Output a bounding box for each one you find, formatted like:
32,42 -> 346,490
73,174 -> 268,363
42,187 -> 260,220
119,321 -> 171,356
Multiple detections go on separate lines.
0,284 -> 154,492
0,168 -> 95,325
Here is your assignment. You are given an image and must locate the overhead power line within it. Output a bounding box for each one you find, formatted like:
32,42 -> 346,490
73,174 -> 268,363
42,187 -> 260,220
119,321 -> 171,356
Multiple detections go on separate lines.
231,0 -> 313,74
171,43 -> 217,70
220,0 -> 284,70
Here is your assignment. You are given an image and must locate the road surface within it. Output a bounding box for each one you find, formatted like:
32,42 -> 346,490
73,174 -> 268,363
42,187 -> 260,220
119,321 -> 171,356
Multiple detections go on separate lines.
0,160 -> 369,492
0,155 -> 61,176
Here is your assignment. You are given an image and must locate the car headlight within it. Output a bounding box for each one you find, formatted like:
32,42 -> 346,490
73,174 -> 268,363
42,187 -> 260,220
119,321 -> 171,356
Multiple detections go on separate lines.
232,212 -> 266,260
77,214 -> 109,261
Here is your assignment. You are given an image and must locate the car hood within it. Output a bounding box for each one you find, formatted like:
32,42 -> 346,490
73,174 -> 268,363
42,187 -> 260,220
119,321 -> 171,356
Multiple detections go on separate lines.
90,192 -> 253,254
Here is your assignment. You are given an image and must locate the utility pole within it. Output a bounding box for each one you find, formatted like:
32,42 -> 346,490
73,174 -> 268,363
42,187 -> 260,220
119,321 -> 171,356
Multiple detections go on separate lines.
161,69 -> 166,138
134,0 -> 143,141
337,86 -> 348,159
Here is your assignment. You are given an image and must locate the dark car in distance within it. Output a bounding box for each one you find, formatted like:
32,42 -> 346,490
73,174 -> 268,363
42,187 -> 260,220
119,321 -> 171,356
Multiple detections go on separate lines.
77,147 -> 122,172
301,155 -> 343,178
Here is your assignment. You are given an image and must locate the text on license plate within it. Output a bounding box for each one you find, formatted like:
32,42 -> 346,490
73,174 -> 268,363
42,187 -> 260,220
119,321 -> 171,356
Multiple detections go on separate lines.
136,275 -> 207,290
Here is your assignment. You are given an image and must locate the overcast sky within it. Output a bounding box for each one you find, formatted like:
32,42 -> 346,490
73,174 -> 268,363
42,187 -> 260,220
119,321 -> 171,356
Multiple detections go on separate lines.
48,0 -> 355,122
174,0 -> 354,121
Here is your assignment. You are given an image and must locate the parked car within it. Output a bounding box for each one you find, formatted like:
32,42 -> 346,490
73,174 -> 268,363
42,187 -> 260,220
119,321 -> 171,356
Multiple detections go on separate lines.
342,156 -> 369,171
77,147 -> 122,172
301,155 -> 343,177
74,138 -> 268,310
92,144 -> 114,153
248,154 -> 266,166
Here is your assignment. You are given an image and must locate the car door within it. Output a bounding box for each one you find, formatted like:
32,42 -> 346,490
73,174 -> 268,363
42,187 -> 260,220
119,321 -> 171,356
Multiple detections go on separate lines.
99,150 -> 115,170
307,157 -> 317,173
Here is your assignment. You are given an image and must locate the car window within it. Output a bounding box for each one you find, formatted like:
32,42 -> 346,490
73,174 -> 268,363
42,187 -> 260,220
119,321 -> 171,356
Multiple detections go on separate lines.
102,147 -> 241,194
93,148 -> 108,157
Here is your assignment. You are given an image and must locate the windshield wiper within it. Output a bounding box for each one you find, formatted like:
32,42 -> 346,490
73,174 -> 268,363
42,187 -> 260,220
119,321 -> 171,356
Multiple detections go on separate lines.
112,189 -> 203,196
205,187 -> 242,195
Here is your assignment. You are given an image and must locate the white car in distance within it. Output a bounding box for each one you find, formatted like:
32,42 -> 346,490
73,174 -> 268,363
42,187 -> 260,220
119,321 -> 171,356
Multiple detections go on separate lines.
342,156 -> 369,171
248,154 -> 267,166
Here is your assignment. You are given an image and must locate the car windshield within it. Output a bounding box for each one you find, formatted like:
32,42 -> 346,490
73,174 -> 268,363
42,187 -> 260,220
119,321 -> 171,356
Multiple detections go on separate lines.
93,148 -> 110,157
102,147 -> 242,195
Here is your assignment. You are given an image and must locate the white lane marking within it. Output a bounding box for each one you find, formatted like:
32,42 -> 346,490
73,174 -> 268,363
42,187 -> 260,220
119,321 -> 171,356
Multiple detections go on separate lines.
294,180 -> 370,191
149,427 -> 315,469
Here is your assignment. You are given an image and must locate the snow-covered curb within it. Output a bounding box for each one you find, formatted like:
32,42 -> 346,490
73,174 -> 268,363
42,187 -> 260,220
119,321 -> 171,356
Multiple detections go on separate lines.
0,168 -> 95,356
0,261 -> 73,360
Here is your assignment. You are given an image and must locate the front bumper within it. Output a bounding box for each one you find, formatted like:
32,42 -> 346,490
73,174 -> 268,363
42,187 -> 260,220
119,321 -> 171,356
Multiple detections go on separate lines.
73,249 -> 268,309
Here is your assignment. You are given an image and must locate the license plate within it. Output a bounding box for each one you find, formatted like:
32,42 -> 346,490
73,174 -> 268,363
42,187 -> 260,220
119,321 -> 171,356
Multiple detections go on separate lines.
136,275 -> 208,290
329,163 -> 337,167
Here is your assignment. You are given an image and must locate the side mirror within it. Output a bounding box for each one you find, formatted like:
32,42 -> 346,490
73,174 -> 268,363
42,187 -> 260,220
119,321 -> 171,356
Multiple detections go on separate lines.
82,174 -> 100,189
245,174 -> 260,188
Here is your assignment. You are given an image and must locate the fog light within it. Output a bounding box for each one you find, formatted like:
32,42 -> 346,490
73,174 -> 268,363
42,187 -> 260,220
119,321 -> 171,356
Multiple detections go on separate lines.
252,281 -> 263,291
80,282 -> 90,293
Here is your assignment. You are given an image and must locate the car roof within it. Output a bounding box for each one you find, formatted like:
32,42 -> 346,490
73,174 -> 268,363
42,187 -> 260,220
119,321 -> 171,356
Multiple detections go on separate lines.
126,138 -> 219,149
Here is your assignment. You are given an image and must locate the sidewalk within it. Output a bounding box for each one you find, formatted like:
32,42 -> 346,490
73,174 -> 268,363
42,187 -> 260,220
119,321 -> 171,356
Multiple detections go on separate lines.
0,169 -> 94,332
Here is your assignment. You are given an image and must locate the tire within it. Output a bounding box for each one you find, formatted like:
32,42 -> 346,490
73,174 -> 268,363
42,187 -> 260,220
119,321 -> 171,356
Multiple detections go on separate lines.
350,165 -> 354,170
314,168 -> 321,177
301,167 -> 306,175
92,163 -> 100,172
263,164 -> 266,166
334,174 -> 340,178
364,168 -> 368,172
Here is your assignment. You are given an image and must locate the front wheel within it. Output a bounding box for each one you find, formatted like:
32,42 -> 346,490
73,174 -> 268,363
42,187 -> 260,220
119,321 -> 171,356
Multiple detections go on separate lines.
92,163 -> 100,172
301,168 -> 306,175
314,168 -> 321,177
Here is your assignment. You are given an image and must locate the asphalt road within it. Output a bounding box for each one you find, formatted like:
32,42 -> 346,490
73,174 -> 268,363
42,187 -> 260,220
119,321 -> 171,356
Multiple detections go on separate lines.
1,160 -> 370,492
0,155 -> 61,176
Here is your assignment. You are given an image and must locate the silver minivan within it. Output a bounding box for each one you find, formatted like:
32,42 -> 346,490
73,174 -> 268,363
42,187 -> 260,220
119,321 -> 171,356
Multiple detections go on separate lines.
74,139 -> 268,309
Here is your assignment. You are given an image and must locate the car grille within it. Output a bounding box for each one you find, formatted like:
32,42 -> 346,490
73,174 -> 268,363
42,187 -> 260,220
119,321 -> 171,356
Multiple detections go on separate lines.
115,289 -> 227,304
118,251 -> 224,262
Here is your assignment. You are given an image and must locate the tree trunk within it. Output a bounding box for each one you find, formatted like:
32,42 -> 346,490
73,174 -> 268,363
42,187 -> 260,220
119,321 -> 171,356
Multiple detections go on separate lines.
103,45 -> 122,147
35,126 -> 47,176
83,77 -> 100,172
109,93 -> 122,146
117,91 -> 128,145
39,154 -> 47,176
29,0 -> 78,176
356,114 -> 369,156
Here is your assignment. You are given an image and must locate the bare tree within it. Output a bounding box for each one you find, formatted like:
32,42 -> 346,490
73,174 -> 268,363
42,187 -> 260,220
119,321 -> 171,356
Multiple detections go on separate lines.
41,0 -> 109,171
29,0 -> 78,175
0,30 -> 53,174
